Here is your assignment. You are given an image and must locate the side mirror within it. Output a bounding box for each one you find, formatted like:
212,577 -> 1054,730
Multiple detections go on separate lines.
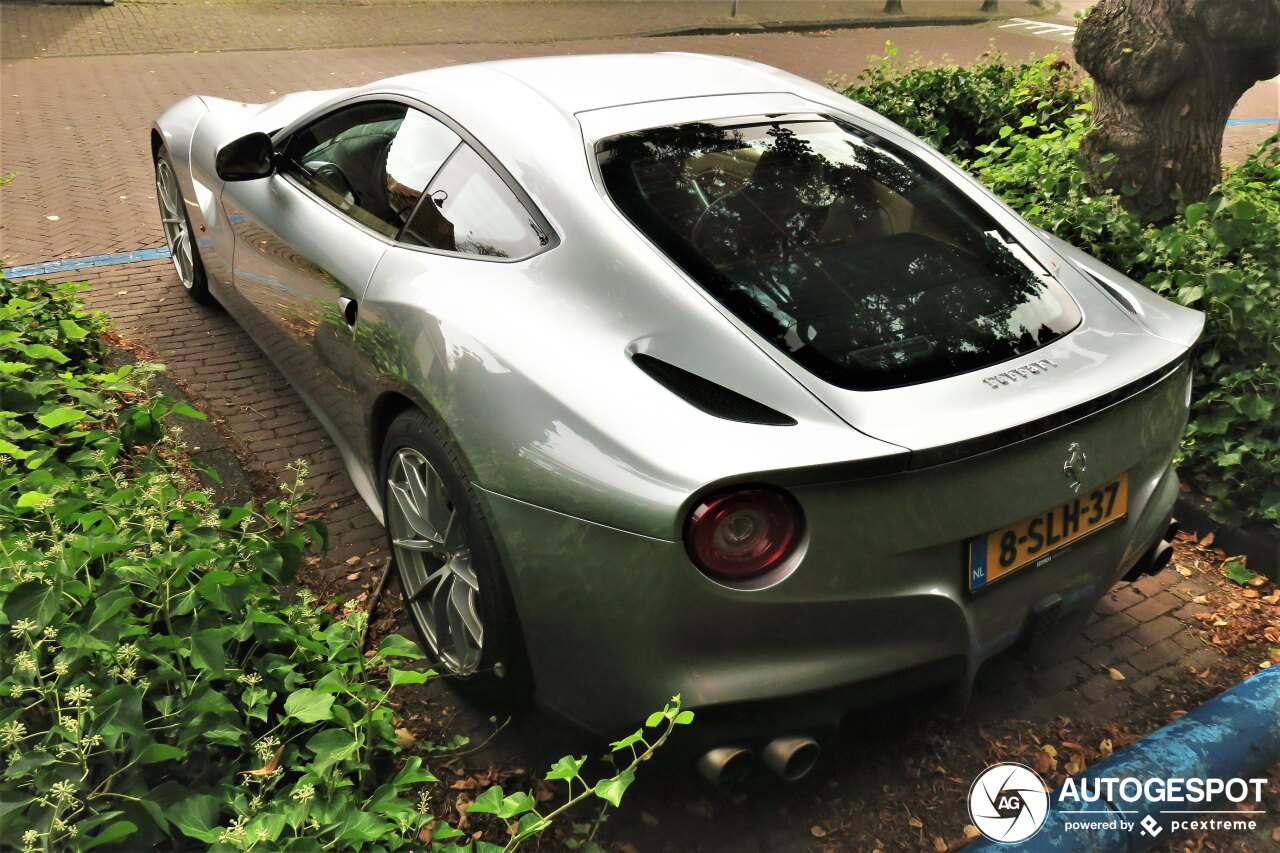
215,132 -> 275,181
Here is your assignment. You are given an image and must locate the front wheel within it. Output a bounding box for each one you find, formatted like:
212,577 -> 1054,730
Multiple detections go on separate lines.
381,409 -> 530,703
154,148 -> 212,304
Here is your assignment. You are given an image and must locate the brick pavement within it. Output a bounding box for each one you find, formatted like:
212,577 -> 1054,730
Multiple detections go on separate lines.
1,26 -> 1062,265
0,0 -> 1043,59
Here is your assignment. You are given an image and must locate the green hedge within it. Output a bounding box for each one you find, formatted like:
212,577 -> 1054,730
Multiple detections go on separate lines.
0,274 -> 684,852
837,47 -> 1280,528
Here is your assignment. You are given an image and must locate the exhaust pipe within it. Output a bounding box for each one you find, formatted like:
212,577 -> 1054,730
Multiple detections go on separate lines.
697,746 -> 753,786
761,736 -> 820,781
1148,540 -> 1173,574
1121,519 -> 1178,583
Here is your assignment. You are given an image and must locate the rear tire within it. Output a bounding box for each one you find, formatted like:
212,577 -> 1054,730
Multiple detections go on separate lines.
154,148 -> 213,305
381,408 -> 530,703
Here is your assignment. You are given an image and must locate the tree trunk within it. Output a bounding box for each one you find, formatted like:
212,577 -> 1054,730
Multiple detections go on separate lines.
1073,0 -> 1280,221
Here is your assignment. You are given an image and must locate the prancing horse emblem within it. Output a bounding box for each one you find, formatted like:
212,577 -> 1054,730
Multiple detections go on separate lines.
1063,443 -> 1087,493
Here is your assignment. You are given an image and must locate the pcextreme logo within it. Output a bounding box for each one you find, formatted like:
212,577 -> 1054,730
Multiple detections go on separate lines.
968,763 -> 1050,843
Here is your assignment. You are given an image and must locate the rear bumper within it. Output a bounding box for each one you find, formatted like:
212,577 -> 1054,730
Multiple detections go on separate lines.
478,457 -> 1180,733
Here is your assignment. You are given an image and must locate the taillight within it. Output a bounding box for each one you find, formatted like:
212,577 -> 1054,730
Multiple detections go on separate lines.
685,488 -> 802,580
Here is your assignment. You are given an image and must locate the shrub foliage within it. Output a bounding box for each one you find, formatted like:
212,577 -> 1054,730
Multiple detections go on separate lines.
0,275 -> 684,852
838,46 -> 1280,527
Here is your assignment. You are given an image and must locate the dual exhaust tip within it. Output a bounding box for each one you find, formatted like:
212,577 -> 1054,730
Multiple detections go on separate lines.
697,736 -> 820,786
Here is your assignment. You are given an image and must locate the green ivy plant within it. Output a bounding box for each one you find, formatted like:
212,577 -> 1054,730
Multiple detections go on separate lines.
838,48 -> 1280,528
0,274 -> 688,851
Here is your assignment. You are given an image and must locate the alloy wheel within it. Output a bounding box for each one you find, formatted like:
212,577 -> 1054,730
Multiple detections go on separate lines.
155,157 -> 196,291
386,447 -> 484,674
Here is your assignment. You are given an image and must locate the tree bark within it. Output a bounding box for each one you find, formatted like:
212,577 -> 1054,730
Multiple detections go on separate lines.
1073,0 -> 1280,221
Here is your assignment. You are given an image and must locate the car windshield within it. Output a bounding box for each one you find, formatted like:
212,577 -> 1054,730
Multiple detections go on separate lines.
597,118 -> 1081,390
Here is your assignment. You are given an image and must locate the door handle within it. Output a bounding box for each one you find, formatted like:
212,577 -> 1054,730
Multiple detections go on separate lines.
338,296 -> 358,328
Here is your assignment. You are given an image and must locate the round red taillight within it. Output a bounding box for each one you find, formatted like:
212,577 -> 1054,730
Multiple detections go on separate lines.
685,488 -> 802,580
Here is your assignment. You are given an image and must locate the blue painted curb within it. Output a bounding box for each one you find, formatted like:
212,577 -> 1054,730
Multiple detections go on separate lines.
970,665 -> 1280,851
5,246 -> 171,280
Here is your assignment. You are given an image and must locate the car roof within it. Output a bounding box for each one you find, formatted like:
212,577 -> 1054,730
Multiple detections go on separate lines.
377,52 -> 791,118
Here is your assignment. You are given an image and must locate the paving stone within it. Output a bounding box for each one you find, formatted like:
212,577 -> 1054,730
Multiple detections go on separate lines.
1080,635 -> 1143,670
1129,615 -> 1185,648
1031,657 -> 1093,695
1131,573 -> 1179,599
1128,642 -> 1188,674
1124,591 -> 1181,622
1100,584 -> 1146,613
1081,610 -> 1139,644
1077,671 -> 1130,704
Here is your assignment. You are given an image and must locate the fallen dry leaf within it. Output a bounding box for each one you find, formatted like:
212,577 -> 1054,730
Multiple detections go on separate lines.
1108,667 -> 1126,681
394,728 -> 416,748
1193,595 -> 1209,604
933,836 -> 947,852
963,825 -> 981,838
908,816 -> 924,829
245,744 -> 284,776
1176,566 -> 1194,577
1099,738 -> 1114,758
346,572 -> 361,580
1201,532 -> 1215,547
811,826 -> 828,838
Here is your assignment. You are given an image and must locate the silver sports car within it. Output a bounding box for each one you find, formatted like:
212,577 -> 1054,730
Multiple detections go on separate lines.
153,53 -> 1202,742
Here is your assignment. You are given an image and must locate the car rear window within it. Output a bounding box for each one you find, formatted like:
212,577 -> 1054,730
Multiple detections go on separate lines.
597,118 -> 1081,390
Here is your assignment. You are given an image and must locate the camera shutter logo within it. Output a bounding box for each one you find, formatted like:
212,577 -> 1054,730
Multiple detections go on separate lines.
968,763 -> 1051,843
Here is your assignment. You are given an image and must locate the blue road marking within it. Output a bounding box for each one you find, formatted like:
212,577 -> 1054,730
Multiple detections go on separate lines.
5,246 -> 171,279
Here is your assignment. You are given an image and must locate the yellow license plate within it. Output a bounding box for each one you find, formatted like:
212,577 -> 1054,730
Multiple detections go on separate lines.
969,473 -> 1128,590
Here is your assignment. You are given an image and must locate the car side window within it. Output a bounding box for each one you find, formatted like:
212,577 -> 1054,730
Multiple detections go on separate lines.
402,144 -> 547,259
280,102 -> 461,239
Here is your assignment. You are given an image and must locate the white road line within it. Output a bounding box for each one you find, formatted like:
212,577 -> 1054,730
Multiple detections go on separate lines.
998,17 -> 1079,42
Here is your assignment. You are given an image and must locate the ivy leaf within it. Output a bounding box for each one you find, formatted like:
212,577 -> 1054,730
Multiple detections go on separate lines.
1224,561 -> 1255,586
0,438 -> 32,459
375,633 -> 424,659
15,490 -> 52,508
306,729 -> 356,774
21,343 -> 69,363
498,791 -> 537,819
169,401 -> 206,421
386,666 -> 431,688
594,769 -> 636,807
3,580 -> 60,629
336,811 -> 391,843
284,689 -> 335,723
58,318 -> 90,340
545,755 -> 585,781
392,757 -> 439,786
81,820 -> 138,850
467,785 -> 505,815
38,407 -> 88,428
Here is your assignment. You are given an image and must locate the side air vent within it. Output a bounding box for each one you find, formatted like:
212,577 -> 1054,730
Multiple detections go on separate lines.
632,353 -> 797,426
